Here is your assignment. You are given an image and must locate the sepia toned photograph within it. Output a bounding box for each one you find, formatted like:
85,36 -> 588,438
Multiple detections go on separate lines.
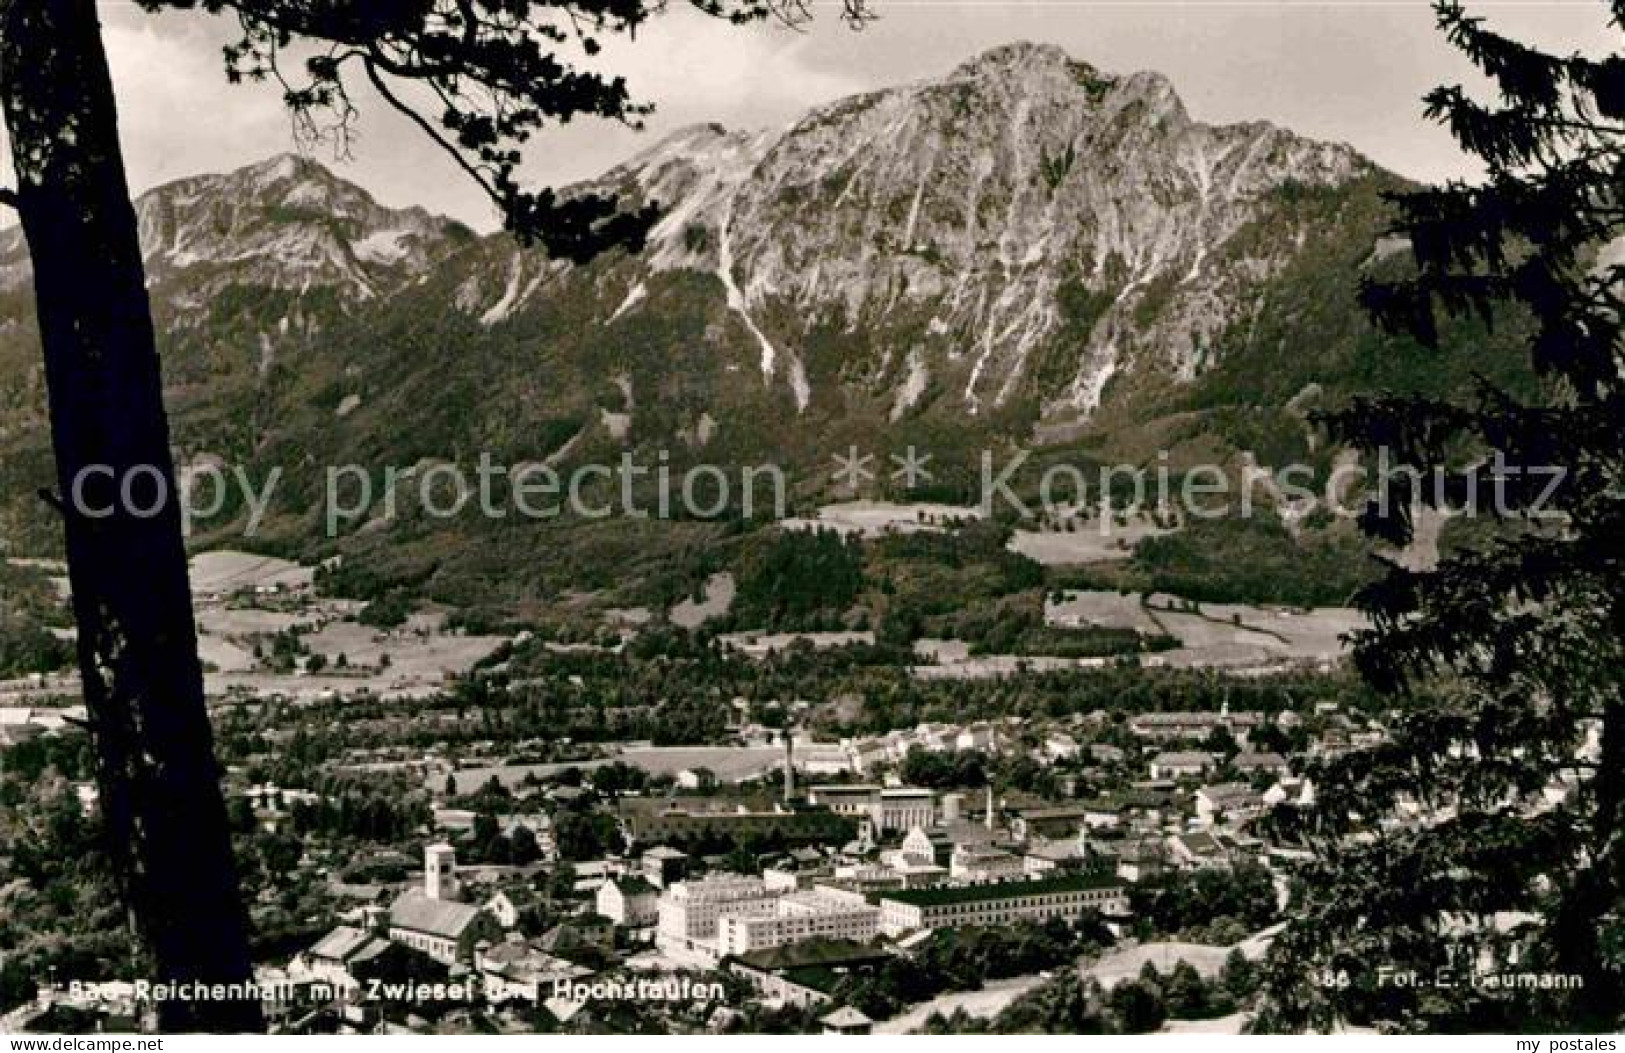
0,0 -> 1621,1040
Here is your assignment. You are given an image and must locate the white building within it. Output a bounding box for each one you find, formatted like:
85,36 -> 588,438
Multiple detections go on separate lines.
597,875 -> 660,927
715,888 -> 880,955
1043,733 -> 1082,762
895,826 -> 951,868
871,788 -> 936,833
656,874 -> 780,957
1148,751 -> 1217,780
1264,778 -> 1316,808
808,785 -> 882,817
1233,751 -> 1291,778
484,891 -> 521,931
1194,783 -> 1266,827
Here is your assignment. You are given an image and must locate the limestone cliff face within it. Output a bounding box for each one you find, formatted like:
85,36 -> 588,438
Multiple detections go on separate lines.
0,41 -> 1392,552
515,41 -> 1373,421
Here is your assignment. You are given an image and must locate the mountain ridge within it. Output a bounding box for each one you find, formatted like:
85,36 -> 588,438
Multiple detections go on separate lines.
1,40 -> 1500,608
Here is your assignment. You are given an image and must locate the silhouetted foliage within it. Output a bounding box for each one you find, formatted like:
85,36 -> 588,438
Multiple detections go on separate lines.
1260,0 -> 1625,1033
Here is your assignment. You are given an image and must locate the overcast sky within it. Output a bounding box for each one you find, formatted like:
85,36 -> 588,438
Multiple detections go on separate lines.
79,1 -> 1623,229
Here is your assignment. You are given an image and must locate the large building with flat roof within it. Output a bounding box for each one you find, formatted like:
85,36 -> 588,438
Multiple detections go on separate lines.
876,873 -> 1129,936
656,874 -> 780,957
715,888 -> 880,956
624,801 -> 851,848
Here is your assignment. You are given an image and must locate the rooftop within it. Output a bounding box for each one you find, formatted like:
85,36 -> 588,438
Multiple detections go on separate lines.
878,872 -> 1123,908
389,891 -> 483,940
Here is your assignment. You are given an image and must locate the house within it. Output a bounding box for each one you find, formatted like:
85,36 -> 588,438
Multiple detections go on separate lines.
798,743 -> 855,776
539,915 -> 616,962
1129,711 -> 1265,742
1078,800 -> 1123,831
1088,743 -> 1126,765
877,873 -> 1129,936
477,941 -> 589,1004
656,874 -> 780,957
1232,751 -> 1291,778
597,875 -> 660,928
642,846 -> 689,888
1166,832 -> 1238,871
807,785 -> 882,818
484,891 -> 522,931
1009,804 -> 1094,842
1264,778 -> 1316,809
729,941 -> 892,1009
295,925 -> 397,993
1148,751 -> 1216,781
432,808 -> 479,835
1043,733 -> 1081,762
1117,789 -> 1174,831
0,708 -> 44,747
870,788 -> 937,833
949,844 -> 1026,884
895,826 -> 952,868
1023,838 -> 1089,873
1104,838 -> 1167,883
544,996 -> 589,1026
500,814 -> 555,858
956,724 -> 998,752
622,800 -> 851,848
715,889 -> 881,955
852,744 -> 891,775
821,1006 -> 874,1035
1194,783 -> 1266,828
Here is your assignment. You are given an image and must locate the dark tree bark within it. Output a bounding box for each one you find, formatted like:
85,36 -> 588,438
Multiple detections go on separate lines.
0,0 -> 260,1032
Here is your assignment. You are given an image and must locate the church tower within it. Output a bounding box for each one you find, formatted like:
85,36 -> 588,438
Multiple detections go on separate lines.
425,843 -> 458,901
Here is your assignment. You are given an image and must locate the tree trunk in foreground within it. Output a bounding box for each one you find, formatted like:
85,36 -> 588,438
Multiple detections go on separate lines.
0,0 -> 260,1032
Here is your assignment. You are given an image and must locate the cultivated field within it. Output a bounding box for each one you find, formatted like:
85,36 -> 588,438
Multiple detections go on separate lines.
1045,590 -> 1367,670
190,550 -> 315,596
437,745 -> 785,791
781,501 -> 983,539
670,572 -> 736,629
1007,515 -> 1172,565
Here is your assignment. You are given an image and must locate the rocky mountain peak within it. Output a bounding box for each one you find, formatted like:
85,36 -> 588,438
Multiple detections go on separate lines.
950,40 -> 1076,79
120,153 -> 461,304
533,42 -> 1374,419
0,41 -> 1392,489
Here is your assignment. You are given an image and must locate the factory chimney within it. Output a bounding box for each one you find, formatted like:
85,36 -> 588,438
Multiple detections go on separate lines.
783,732 -> 795,803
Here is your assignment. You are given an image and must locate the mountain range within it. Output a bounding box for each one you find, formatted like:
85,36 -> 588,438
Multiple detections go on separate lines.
0,41 -> 1525,603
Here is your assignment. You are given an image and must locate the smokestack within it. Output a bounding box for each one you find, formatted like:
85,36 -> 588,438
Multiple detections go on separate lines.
985,785 -> 995,831
783,733 -> 795,802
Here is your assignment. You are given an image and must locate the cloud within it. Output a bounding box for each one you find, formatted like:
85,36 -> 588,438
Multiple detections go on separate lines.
68,6 -> 861,229
103,15 -> 291,192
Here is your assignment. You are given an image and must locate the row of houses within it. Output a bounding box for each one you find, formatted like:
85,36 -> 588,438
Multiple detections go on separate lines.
1146,750 -> 1290,781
